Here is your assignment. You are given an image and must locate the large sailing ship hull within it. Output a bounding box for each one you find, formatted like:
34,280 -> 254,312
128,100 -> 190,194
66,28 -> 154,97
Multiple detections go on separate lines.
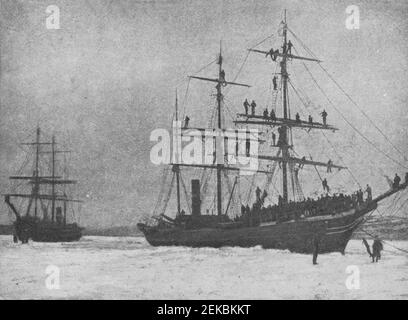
14,217 -> 82,243
138,202 -> 376,254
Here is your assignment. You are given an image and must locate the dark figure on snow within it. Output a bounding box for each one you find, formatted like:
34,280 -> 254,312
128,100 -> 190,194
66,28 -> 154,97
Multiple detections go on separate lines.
372,237 -> 383,263
272,76 -> 278,90
263,108 -> 269,119
243,99 -> 250,115
312,235 -> 319,265
287,40 -> 293,55
366,184 -> 372,201
295,112 -> 301,123
184,116 -> 190,128
393,173 -> 401,189
251,100 -> 257,115
308,115 -> 313,124
271,132 -> 276,146
405,172 -> 408,185
322,178 -> 330,193
246,138 -> 250,157
270,109 -> 276,121
320,109 -> 328,125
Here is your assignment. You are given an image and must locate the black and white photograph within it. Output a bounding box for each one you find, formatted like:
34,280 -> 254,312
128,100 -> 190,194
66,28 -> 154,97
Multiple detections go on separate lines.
0,0 -> 407,302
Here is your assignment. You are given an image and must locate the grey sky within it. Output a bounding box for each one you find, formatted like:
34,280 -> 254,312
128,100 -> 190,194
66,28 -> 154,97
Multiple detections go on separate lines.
1,0 -> 407,227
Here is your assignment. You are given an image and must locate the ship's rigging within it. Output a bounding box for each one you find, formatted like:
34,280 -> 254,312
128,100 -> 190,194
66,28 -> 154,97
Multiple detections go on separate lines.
149,11 -> 408,225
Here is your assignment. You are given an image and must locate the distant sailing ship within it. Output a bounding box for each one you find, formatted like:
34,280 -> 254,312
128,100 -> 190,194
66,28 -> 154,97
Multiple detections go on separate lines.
4,127 -> 82,243
138,12 -> 408,254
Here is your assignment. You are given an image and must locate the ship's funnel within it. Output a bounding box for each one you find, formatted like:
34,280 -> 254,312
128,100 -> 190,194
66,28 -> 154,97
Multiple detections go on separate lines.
191,179 -> 201,216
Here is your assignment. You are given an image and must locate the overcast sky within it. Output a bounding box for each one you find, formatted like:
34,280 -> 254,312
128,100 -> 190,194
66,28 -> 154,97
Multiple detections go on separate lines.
1,0 -> 407,227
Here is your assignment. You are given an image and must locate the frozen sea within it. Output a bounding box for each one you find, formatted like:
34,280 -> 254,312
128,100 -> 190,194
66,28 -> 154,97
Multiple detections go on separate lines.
0,235 -> 407,300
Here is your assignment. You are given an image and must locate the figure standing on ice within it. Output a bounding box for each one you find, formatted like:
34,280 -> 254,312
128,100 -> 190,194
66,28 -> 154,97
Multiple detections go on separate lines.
372,236 -> 383,263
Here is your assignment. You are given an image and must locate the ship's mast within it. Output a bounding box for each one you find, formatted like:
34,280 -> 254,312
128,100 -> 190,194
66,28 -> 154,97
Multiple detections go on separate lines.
51,135 -> 56,222
281,10 -> 289,203
216,43 -> 223,216
174,91 -> 181,216
34,126 -> 40,216
186,43 -> 250,216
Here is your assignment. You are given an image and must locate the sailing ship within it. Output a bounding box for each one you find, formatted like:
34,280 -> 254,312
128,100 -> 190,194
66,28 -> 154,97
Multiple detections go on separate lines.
4,127 -> 82,243
138,13 -> 407,254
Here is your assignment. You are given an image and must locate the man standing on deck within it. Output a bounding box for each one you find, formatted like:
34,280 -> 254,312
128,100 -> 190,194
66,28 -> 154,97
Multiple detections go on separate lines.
393,173 -> 401,188
365,184 -> 372,201
256,186 -> 262,204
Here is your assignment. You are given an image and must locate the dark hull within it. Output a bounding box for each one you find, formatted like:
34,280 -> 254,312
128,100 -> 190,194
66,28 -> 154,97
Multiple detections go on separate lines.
14,218 -> 82,243
138,203 -> 377,254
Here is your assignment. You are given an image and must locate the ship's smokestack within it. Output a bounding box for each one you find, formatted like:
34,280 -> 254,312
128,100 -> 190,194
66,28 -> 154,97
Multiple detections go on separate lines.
191,179 -> 201,216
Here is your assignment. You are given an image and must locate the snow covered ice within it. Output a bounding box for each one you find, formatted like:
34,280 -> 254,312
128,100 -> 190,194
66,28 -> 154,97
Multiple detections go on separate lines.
0,235 -> 407,299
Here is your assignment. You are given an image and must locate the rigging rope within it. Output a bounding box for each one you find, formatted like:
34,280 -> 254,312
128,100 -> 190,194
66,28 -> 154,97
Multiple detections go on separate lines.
289,78 -> 362,188
295,47 -> 408,170
359,228 -> 408,255
289,27 -> 408,166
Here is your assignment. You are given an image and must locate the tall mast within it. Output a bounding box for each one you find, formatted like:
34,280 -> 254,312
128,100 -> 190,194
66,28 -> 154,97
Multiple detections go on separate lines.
280,10 -> 289,203
34,126 -> 40,217
216,42 -> 223,216
187,42 -> 250,215
174,90 -> 181,216
51,135 -> 56,221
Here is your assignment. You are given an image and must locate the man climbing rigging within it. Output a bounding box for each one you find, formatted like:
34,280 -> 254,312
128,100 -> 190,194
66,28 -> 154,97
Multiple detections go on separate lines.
251,100 -> 256,115
263,108 -> 269,119
299,156 -> 306,169
287,40 -> 293,55
220,69 -> 226,83
272,76 -> 278,90
393,173 -> 401,189
327,159 -> 333,173
270,109 -> 276,121
271,132 -> 276,146
184,116 -> 190,128
295,112 -> 301,123
243,98 -> 250,115
322,178 -> 330,193
320,109 -> 328,125
365,184 -> 372,201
